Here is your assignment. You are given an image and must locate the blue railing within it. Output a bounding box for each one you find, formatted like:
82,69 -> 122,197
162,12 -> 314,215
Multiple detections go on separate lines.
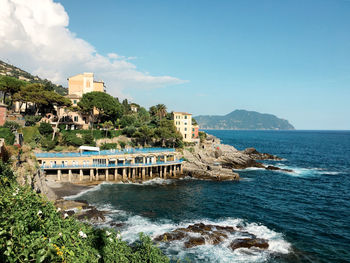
40,160 -> 183,169
35,147 -> 176,158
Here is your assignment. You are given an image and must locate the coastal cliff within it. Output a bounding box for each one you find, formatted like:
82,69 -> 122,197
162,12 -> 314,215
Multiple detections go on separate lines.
182,133 -> 289,180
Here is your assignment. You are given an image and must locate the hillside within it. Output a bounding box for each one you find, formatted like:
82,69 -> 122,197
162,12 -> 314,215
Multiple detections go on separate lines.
0,59 -> 67,95
195,110 -> 295,130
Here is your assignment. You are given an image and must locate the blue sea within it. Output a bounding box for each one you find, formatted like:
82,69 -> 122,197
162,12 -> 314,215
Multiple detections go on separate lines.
69,130 -> 350,263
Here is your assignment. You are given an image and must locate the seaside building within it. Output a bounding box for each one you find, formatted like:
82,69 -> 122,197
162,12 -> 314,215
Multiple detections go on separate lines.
173,112 -> 193,142
192,124 -> 199,139
36,147 -> 183,182
0,103 -> 7,126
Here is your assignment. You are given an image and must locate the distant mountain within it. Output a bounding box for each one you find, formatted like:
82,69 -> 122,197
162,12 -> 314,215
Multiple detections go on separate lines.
0,59 -> 67,95
195,110 -> 295,130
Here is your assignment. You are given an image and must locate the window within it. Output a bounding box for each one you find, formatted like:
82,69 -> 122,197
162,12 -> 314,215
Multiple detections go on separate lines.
185,115 -> 187,119
184,134 -> 187,138
184,127 -> 187,131
73,100 -> 77,104
74,116 -> 78,122
192,128 -> 195,131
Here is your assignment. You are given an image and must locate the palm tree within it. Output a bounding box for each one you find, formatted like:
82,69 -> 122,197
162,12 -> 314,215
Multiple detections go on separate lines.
156,104 -> 167,120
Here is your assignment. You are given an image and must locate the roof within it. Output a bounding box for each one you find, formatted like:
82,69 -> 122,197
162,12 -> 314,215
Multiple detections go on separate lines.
79,146 -> 100,152
172,112 -> 192,115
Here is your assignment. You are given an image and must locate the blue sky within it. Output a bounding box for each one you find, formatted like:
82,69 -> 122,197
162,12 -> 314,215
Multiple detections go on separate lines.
5,0 -> 350,129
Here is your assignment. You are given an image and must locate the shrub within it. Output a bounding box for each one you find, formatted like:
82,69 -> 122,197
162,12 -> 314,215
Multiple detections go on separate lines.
62,133 -> 84,147
38,122 -> 53,136
82,133 -> 96,146
198,131 -> 207,143
3,121 -> 20,132
24,115 -> 42,126
40,137 -> 57,151
0,128 -> 15,145
22,126 -> 41,144
122,126 -> 136,137
119,141 -> 126,149
100,143 -> 118,150
0,162 -> 170,262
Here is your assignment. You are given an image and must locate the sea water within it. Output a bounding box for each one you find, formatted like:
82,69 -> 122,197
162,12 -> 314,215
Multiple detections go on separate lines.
68,130 -> 350,263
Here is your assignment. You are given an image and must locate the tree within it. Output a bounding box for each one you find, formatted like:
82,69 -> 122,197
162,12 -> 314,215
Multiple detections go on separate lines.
156,104 -> 167,120
38,122 -> 53,136
0,76 -> 26,104
78,92 -> 123,128
3,121 -> 20,132
133,126 -> 154,146
154,119 -> 182,147
13,83 -> 71,115
137,107 -> 150,124
102,120 -> 113,137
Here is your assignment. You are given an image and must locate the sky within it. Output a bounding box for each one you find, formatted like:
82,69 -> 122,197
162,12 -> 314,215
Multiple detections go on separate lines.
0,0 -> 349,129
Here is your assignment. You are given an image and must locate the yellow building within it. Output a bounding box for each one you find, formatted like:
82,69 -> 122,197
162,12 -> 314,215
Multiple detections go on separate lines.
173,112 -> 193,142
67,72 -> 105,97
60,73 -> 106,129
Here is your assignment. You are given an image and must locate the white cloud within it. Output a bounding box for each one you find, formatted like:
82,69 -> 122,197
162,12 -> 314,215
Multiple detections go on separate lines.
0,0 -> 185,98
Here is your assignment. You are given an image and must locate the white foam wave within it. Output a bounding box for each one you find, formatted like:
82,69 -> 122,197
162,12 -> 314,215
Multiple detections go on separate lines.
63,182 -> 111,199
273,164 -> 340,177
115,216 -> 291,262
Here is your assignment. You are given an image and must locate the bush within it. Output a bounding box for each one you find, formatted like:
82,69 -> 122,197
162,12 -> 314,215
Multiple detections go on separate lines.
100,143 -> 118,150
62,133 -> 84,147
198,131 -> 207,143
0,128 -> 15,145
0,162 -> 170,262
24,115 -> 42,126
40,137 -> 57,151
3,121 -> 20,132
38,122 -> 53,136
119,141 -> 126,149
22,126 -> 40,144
122,126 -> 136,137
82,133 -> 96,146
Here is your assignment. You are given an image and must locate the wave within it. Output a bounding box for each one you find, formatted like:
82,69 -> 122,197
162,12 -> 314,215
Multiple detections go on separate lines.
273,164 -> 341,177
63,182 -> 111,199
107,215 -> 292,263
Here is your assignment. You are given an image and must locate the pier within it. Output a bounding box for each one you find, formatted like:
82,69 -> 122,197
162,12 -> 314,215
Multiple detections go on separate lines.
35,147 -> 183,182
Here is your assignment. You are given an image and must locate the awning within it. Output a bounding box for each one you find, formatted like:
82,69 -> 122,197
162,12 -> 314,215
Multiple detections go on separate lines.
79,146 -> 100,152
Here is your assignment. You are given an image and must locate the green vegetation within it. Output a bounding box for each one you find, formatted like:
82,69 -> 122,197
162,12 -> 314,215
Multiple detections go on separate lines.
0,75 -> 184,150
0,162 -> 169,262
100,143 -> 118,150
195,109 -> 295,130
0,128 -> 15,145
198,131 -> 207,143
0,59 -> 67,95
3,121 -> 20,132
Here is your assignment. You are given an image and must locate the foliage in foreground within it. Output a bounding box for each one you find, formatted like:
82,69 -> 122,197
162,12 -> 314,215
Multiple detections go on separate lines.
0,162 -> 169,263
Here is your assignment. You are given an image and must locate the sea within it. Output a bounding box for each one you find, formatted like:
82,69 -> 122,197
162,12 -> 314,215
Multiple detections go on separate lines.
67,130 -> 350,263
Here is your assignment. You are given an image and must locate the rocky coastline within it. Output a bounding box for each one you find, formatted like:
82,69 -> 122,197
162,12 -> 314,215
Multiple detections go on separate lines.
182,133 -> 292,181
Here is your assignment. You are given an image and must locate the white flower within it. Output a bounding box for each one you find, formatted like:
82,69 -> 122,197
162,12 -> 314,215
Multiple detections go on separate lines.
79,231 -> 87,238
58,232 -> 62,237
63,213 -> 69,219
106,231 -> 111,236
116,233 -> 121,239
57,207 -> 61,212
12,193 -> 17,196
108,237 -> 113,242
37,210 -> 43,216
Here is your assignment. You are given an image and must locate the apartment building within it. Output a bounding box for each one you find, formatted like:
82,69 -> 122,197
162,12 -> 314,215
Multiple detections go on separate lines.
173,112 -> 193,142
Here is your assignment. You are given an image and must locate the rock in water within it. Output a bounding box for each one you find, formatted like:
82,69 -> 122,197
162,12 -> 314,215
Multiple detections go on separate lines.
229,238 -> 269,250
